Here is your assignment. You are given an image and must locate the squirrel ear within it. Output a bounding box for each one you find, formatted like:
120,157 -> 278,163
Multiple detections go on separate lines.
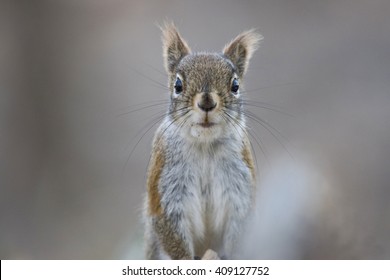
223,30 -> 263,77
161,22 -> 191,74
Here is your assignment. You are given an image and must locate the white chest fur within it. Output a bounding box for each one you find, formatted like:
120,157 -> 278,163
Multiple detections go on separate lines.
158,126 -> 254,257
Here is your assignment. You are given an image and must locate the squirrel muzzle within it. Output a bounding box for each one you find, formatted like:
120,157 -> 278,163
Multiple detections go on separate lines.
197,93 -> 217,112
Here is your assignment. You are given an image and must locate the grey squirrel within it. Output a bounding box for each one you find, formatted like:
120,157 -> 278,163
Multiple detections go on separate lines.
144,23 -> 262,260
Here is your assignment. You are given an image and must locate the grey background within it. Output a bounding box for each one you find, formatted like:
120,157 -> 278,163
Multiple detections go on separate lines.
1,0 -> 389,259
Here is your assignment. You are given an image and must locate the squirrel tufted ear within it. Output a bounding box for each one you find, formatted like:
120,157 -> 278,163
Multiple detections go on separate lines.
161,22 -> 191,74
223,30 -> 263,77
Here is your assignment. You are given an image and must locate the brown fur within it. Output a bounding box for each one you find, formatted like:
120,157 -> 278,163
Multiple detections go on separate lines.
154,216 -> 192,259
242,138 -> 256,182
146,142 -> 165,216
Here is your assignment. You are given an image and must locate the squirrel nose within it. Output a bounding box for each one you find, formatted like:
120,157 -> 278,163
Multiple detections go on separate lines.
198,101 -> 216,112
198,94 -> 217,112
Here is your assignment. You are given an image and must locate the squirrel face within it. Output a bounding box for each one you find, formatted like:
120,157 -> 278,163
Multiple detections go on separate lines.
170,53 -> 241,141
161,23 -> 262,142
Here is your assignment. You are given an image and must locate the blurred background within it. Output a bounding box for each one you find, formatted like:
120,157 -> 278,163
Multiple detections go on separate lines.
1,0 -> 389,259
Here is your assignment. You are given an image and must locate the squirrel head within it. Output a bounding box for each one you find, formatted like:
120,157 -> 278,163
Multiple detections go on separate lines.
160,22 -> 263,143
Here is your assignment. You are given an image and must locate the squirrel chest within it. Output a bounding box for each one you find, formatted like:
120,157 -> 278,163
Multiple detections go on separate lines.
148,127 -> 255,257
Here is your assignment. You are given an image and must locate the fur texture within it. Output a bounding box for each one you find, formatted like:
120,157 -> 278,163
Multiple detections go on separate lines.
144,23 -> 261,259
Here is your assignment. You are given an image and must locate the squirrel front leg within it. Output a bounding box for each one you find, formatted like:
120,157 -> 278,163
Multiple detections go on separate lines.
153,214 -> 193,260
146,139 -> 194,260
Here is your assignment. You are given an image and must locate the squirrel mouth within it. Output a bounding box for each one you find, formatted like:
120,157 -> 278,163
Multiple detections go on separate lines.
198,122 -> 215,128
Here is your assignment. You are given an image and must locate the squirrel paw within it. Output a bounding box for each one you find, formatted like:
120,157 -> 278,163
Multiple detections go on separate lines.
201,249 -> 220,260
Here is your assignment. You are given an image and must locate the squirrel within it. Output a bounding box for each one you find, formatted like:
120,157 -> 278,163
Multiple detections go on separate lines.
143,23 -> 262,260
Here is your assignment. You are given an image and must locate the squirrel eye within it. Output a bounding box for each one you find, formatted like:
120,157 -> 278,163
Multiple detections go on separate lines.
174,77 -> 183,93
231,78 -> 239,93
